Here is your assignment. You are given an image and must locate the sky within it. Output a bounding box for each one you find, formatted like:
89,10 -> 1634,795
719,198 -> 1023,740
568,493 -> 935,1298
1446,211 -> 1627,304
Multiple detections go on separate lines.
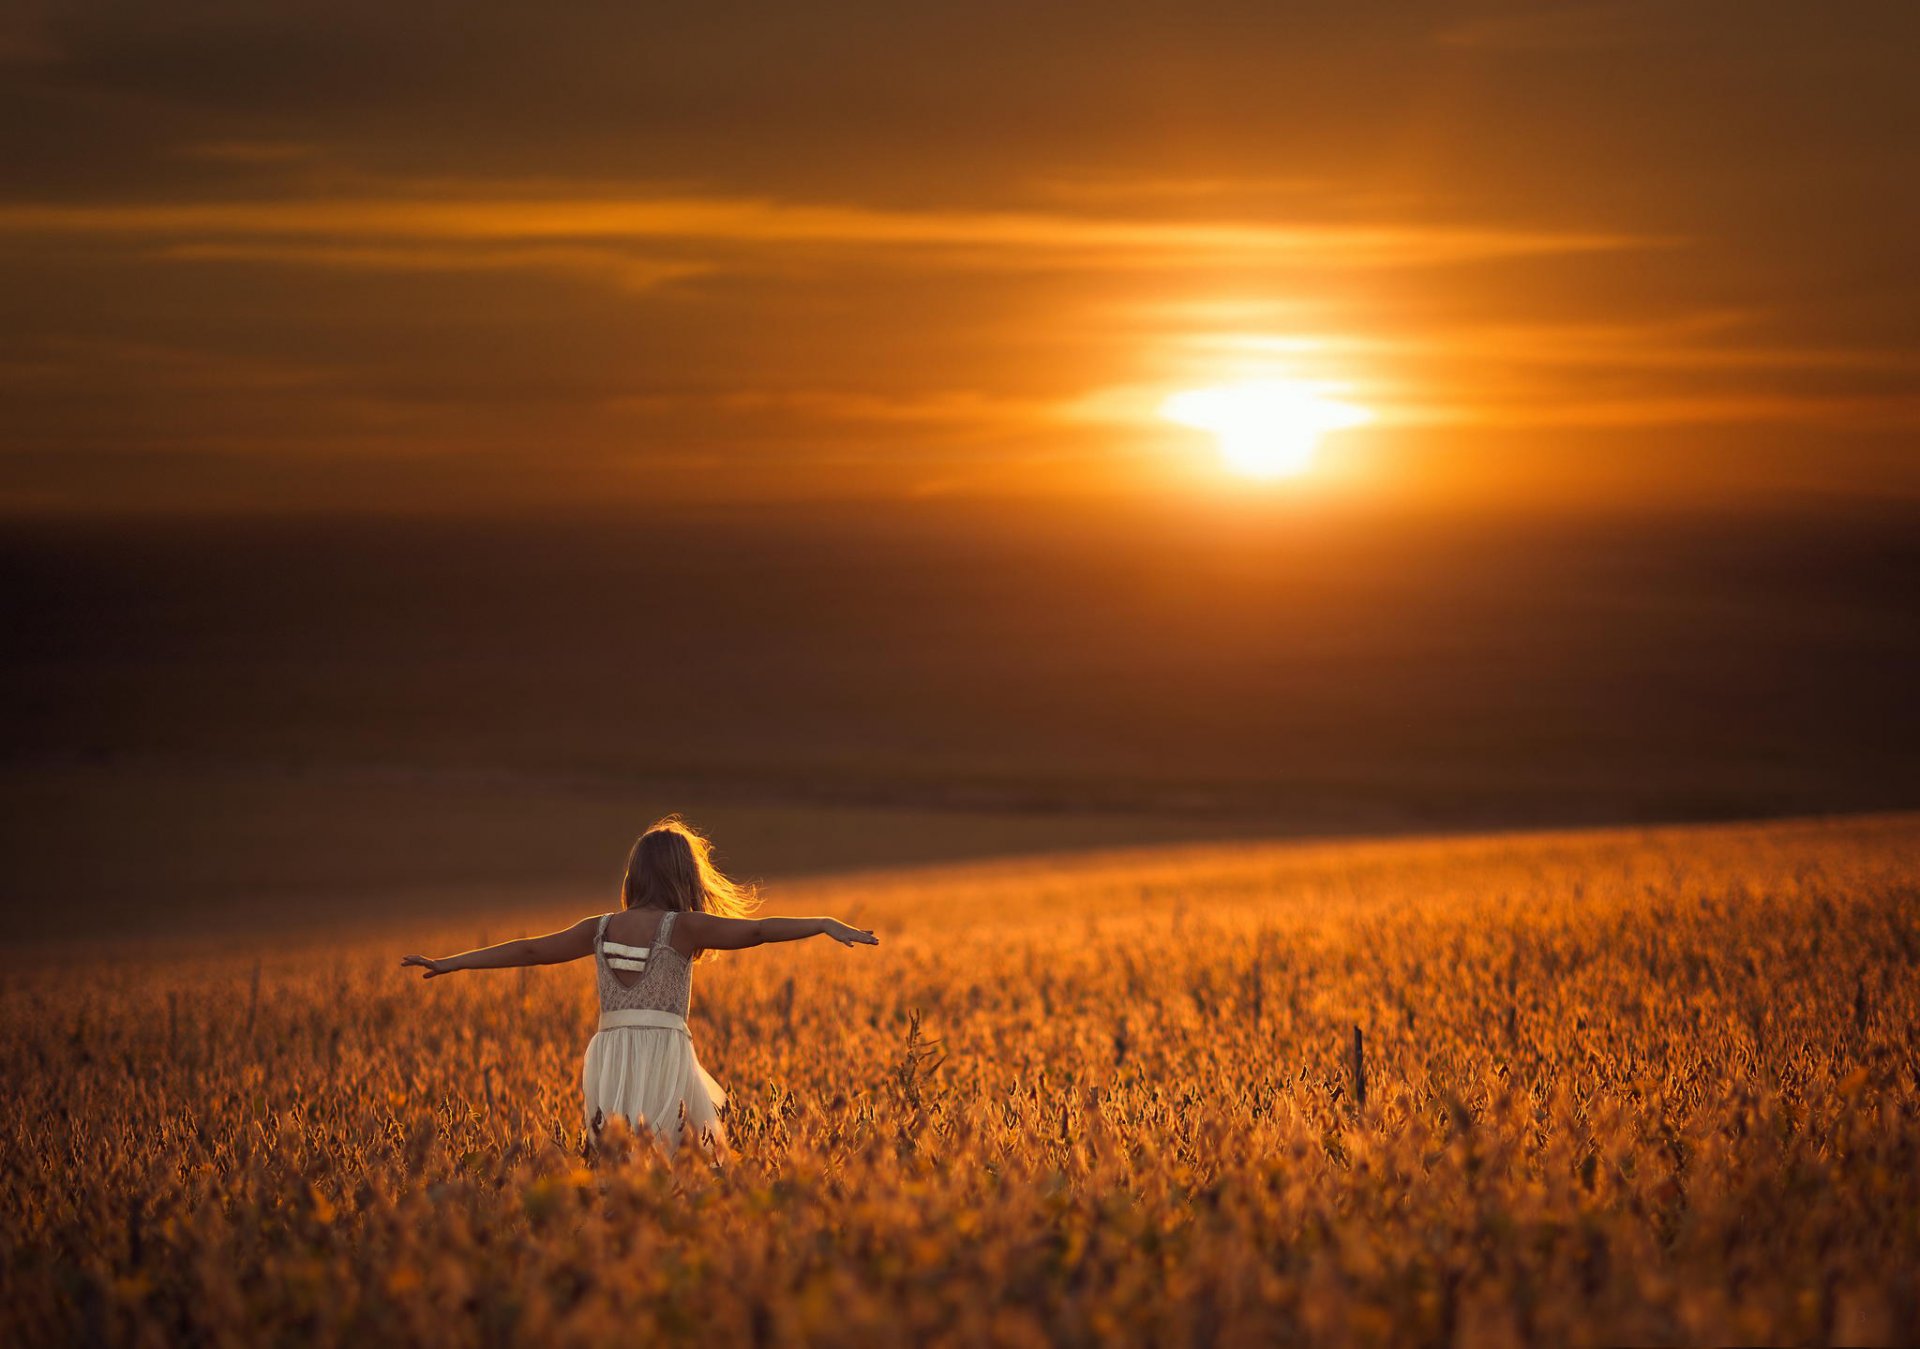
3,0 -> 1918,513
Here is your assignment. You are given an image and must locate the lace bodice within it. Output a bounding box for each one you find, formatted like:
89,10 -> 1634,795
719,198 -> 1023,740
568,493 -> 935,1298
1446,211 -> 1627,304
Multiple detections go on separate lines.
593,911 -> 693,1016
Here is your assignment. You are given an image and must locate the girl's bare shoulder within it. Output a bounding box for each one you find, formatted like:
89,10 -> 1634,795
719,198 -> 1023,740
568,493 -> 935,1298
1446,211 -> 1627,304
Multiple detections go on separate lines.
670,909 -> 721,952
602,907 -> 667,947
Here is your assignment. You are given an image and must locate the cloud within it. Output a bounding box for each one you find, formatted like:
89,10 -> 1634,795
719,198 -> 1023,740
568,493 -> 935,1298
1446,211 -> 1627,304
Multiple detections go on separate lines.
0,193 -> 1664,272
153,242 -> 710,294
611,387 -> 1050,428
1179,314 -> 1920,375
1069,308 -> 1920,435
172,140 -> 324,164
3,1 -> 1916,511
1401,393 -> 1920,431
0,335 -> 333,393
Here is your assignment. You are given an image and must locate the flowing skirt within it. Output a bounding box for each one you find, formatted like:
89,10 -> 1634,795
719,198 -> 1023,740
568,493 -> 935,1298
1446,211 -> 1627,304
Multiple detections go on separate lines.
581,1010 -> 728,1154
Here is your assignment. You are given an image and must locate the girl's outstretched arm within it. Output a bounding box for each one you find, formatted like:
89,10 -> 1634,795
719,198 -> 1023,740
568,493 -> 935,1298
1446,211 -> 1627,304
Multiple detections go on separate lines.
400,916 -> 600,979
678,912 -> 877,952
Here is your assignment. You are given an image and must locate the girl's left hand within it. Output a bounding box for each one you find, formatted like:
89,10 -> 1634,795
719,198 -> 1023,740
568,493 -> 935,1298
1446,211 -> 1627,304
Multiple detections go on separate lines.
821,920 -> 879,947
400,955 -> 451,979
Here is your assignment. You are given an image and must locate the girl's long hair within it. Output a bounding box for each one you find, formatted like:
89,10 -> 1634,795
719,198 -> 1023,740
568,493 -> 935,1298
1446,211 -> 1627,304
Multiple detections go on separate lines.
620,816 -> 759,940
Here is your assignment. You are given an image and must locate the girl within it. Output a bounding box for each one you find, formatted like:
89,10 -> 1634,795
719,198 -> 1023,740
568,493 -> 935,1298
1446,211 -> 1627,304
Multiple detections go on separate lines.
400,815 -> 877,1155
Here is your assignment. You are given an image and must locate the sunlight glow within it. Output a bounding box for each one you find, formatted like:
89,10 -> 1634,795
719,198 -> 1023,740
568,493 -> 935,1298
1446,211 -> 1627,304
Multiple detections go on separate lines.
1158,379 -> 1373,479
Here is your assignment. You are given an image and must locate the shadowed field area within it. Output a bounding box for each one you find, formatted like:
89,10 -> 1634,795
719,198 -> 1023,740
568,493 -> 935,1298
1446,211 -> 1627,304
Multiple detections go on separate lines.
4,498 -> 1918,941
6,812 -> 1917,1345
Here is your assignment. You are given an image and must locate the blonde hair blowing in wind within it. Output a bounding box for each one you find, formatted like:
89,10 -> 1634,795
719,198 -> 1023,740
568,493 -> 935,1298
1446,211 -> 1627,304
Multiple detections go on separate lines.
620,816 -> 760,946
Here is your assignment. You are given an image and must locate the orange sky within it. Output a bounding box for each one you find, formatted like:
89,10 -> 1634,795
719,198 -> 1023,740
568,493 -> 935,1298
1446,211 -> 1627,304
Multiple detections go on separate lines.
2,1 -> 1917,513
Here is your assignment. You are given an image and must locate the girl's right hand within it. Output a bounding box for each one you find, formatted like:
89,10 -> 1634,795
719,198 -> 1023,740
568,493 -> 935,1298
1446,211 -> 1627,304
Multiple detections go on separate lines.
400,954 -> 451,978
821,920 -> 878,947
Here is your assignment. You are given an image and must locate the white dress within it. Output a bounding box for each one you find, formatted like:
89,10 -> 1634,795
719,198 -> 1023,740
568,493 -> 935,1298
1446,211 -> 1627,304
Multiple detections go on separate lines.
580,910 -> 727,1152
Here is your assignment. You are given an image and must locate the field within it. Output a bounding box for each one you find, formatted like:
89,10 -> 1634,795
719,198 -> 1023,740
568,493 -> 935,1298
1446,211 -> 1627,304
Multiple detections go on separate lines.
5,812 -> 1918,1347
8,503 -> 1919,941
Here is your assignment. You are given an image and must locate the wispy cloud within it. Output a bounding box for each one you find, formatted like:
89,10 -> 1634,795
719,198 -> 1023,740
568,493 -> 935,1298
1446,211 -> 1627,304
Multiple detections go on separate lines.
609,387 -> 1051,427
0,335 -> 334,393
0,194 -> 1665,271
172,141 -> 326,164
1400,392 -> 1920,431
154,242 -> 710,294
1180,314 -> 1920,375
1074,309 -> 1920,434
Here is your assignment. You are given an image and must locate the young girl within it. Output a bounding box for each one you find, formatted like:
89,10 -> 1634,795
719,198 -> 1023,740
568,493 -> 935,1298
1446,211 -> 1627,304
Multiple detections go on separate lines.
400,815 -> 877,1154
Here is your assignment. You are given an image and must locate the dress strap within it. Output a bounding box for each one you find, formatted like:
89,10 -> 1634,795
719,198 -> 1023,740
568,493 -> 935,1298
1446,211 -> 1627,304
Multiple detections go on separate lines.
593,912 -> 613,952
656,911 -> 677,953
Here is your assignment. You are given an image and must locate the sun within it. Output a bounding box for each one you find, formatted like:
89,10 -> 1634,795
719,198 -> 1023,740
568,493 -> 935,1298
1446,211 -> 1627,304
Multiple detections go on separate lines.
1158,379 -> 1373,479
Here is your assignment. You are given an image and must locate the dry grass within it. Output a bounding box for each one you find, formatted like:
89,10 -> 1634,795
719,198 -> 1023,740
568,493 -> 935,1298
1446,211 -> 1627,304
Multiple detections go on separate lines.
4,813 -> 1918,1346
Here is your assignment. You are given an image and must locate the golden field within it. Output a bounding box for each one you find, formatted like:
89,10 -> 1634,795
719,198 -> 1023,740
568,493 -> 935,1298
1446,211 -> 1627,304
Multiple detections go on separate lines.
4,813 -> 1917,1347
